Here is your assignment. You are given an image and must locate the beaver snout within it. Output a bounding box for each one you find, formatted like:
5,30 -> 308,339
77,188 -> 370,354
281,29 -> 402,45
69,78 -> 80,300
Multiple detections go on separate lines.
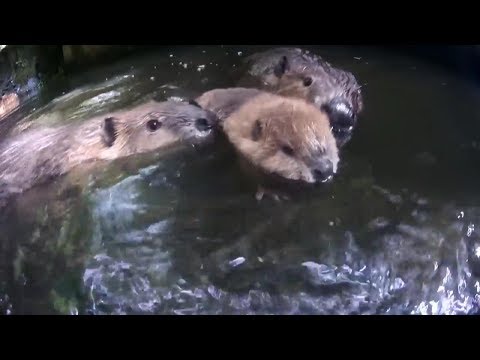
195,117 -> 214,132
312,159 -> 335,183
321,98 -> 356,132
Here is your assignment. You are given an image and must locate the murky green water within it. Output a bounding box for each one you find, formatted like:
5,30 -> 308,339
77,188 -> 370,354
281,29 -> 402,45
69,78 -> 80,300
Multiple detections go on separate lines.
1,45 -> 480,315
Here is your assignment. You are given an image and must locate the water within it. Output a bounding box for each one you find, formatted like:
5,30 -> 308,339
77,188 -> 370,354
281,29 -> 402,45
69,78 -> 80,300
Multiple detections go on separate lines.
1,45 -> 480,315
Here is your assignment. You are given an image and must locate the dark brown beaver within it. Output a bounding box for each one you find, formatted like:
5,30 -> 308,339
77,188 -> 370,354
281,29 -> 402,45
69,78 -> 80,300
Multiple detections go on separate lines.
0,99 -> 217,206
238,47 -> 364,147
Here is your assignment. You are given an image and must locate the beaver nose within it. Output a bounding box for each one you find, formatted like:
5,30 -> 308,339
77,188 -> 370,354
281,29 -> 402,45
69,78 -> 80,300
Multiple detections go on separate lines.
312,159 -> 334,183
195,117 -> 213,132
321,98 -> 356,130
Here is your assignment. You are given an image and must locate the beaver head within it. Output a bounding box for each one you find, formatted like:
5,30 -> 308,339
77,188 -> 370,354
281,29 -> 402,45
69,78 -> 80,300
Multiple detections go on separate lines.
269,54 -> 363,148
98,100 -> 218,158
222,93 -> 339,184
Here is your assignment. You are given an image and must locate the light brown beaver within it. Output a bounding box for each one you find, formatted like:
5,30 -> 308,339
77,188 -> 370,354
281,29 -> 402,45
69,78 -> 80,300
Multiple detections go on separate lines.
196,89 -> 339,187
238,47 -> 364,148
0,99 -> 217,206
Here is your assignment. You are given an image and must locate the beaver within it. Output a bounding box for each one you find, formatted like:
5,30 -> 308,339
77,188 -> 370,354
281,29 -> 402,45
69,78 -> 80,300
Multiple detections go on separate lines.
196,89 -> 339,191
0,99 -> 217,206
238,47 -> 364,147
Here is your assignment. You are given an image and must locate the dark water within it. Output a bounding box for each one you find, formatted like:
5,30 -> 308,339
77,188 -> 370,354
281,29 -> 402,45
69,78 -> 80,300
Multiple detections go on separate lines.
1,45 -> 480,315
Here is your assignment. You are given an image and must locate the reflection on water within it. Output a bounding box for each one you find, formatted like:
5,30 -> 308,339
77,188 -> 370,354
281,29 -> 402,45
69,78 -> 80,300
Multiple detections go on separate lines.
81,167 -> 478,314
1,45 -> 480,314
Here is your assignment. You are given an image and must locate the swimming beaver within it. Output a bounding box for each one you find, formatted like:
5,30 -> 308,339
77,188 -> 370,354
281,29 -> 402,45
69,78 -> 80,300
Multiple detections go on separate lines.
238,47 -> 364,147
0,99 -> 217,205
196,89 -> 339,187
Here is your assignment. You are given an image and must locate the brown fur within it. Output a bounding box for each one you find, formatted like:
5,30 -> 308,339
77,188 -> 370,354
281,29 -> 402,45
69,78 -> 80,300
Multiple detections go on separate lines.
196,87 -> 262,122
241,47 -> 363,115
239,48 -> 364,148
0,93 -> 20,119
200,90 -> 340,184
0,100 -> 217,203
274,72 -> 363,115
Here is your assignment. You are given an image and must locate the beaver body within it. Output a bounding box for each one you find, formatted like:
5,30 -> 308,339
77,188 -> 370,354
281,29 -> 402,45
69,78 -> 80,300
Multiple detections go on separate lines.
194,87 -> 261,121
0,100 -> 217,205
238,47 -> 364,147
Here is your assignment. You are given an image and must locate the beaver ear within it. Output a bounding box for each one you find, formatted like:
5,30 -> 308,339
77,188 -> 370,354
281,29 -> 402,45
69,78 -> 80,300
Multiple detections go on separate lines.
251,119 -> 263,141
273,56 -> 290,78
101,117 -> 117,147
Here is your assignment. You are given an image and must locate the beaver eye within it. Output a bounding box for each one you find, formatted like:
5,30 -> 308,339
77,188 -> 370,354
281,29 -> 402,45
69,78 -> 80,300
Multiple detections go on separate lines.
281,145 -> 295,156
146,119 -> 162,132
303,77 -> 313,87
251,119 -> 263,141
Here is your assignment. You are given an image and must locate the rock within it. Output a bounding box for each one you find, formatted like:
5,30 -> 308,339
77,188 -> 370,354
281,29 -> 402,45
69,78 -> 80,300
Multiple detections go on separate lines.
61,45 -> 141,71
